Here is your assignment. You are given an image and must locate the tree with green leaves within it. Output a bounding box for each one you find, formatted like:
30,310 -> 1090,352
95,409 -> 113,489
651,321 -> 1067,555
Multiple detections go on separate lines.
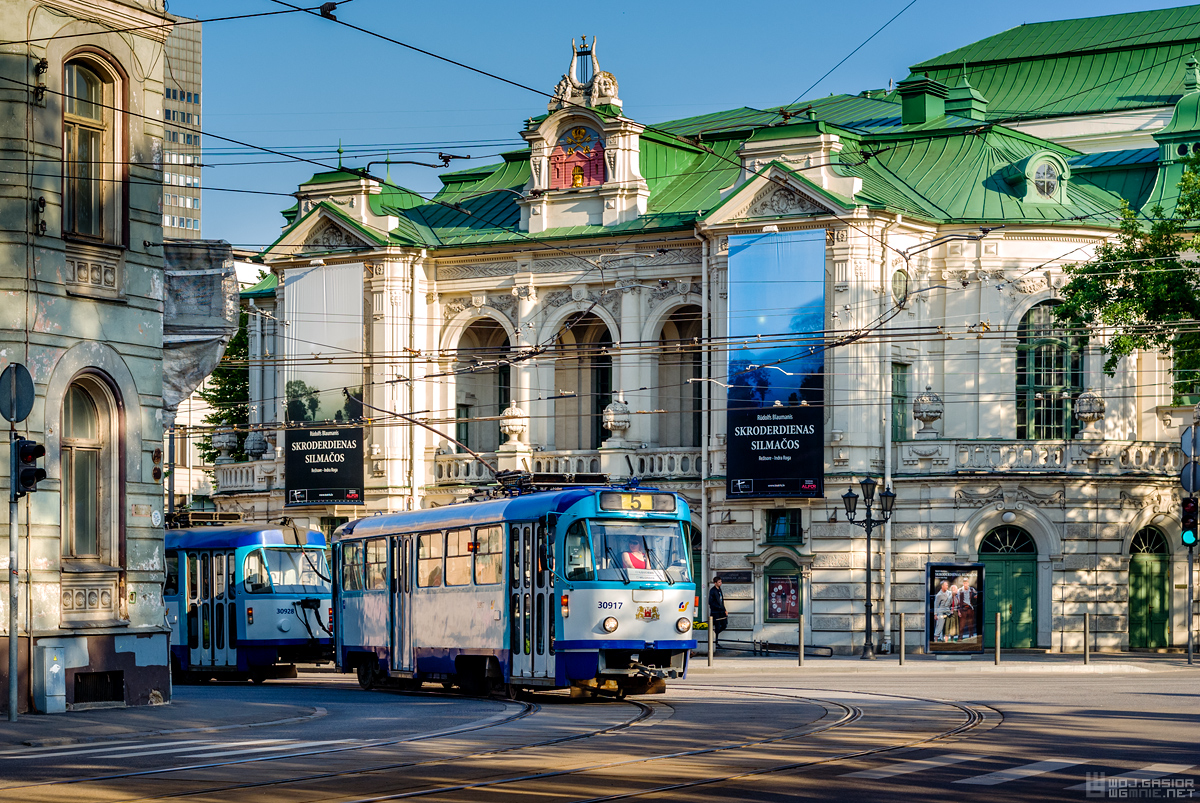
1055,155 -> 1200,405
197,311 -> 250,463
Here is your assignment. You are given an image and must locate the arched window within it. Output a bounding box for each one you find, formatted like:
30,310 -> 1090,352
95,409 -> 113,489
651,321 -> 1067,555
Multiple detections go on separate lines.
979,526 -> 1037,554
1016,301 -> 1082,440
764,559 -> 801,622
1130,527 -> 1168,555
61,378 -> 118,563
64,60 -> 118,240
552,312 -> 612,451
656,305 -> 702,448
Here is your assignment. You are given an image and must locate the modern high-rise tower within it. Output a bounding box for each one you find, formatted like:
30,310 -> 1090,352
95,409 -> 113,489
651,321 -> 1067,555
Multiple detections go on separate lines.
163,14 -> 202,237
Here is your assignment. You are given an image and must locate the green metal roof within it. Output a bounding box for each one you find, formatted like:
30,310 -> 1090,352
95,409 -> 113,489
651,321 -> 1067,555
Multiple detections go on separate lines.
912,5 -> 1200,121
240,271 -> 278,299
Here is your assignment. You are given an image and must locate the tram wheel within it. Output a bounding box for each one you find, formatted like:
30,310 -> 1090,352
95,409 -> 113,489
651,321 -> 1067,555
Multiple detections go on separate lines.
441,680 -> 455,692
356,663 -> 377,690
250,672 -> 267,685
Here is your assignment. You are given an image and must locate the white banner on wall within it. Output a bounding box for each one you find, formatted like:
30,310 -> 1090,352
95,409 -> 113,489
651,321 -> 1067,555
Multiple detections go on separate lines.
282,262 -> 364,424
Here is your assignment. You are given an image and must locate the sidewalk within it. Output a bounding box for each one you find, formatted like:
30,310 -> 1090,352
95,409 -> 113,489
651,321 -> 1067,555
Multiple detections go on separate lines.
0,695 -> 325,748
687,650 -> 1198,675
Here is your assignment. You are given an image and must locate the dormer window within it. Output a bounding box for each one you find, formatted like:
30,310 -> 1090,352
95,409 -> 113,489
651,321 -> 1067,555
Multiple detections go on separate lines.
1034,162 -> 1058,198
550,125 -> 605,189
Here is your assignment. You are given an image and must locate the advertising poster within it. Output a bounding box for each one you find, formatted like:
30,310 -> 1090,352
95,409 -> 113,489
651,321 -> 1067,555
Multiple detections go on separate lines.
925,562 -> 986,654
282,261 -> 364,424
768,575 -> 800,620
285,426 -> 364,506
726,230 -> 825,498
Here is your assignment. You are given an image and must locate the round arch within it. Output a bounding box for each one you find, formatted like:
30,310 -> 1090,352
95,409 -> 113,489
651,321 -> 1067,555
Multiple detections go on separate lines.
439,308 -> 517,354
1003,290 -> 1062,334
639,295 -> 704,344
535,301 -> 621,347
1120,504 -> 1177,558
954,502 -> 1062,561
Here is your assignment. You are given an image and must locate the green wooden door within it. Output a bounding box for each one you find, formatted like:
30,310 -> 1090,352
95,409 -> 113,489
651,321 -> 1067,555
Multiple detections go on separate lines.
980,526 -> 1039,650
982,557 -> 1038,649
1129,528 -> 1171,650
1129,556 -> 1170,649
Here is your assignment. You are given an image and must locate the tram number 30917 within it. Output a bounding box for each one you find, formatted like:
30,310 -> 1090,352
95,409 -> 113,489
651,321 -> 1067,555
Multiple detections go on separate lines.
598,601 -> 623,610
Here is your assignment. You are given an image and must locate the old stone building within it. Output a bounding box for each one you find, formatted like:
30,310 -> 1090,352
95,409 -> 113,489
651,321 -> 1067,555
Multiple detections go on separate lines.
219,11 -> 1199,654
0,2 -> 232,712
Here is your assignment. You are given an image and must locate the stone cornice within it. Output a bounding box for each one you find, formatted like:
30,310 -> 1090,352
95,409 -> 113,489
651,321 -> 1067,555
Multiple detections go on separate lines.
40,1 -> 173,45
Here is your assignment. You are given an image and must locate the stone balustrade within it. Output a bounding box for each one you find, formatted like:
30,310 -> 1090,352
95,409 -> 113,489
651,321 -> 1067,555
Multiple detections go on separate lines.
433,445 -> 703,486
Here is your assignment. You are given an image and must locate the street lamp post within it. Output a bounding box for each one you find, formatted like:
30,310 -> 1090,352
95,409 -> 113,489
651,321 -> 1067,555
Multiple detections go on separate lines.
842,477 -> 896,660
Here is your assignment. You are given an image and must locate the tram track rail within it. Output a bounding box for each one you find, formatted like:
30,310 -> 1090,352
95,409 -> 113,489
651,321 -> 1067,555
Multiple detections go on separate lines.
0,691 -> 662,802
323,686 -> 996,803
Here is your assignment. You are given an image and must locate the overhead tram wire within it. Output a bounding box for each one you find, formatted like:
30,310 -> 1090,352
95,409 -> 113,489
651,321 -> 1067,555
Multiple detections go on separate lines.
0,5 -> 330,46
267,0 -> 915,268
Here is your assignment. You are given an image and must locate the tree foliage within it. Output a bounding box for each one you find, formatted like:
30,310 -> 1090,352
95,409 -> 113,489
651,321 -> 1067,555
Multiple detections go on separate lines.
197,310 -> 250,464
1055,154 -> 1200,403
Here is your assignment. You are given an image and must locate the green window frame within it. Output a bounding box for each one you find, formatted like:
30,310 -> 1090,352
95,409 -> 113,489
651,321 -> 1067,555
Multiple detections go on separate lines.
892,363 -> 910,442
1016,302 -> 1082,440
765,510 -> 803,544
764,559 -> 802,623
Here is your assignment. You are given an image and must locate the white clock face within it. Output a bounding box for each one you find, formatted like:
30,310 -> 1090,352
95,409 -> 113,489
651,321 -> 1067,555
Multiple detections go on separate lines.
892,269 -> 910,307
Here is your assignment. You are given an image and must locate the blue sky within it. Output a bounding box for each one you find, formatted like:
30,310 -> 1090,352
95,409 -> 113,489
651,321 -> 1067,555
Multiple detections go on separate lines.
170,0 -> 1190,249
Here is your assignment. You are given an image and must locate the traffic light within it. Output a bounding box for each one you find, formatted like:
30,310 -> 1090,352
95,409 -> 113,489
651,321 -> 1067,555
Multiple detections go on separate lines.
1183,497 -> 1199,548
12,438 -> 46,498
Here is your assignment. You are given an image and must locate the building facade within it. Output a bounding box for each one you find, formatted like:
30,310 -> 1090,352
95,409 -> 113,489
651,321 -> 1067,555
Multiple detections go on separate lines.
0,0 -> 175,712
218,12 -> 1199,654
162,13 -> 201,237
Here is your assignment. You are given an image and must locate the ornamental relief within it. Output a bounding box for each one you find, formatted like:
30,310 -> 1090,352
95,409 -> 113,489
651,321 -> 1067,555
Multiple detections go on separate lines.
303,219 -> 368,250
741,186 -> 828,218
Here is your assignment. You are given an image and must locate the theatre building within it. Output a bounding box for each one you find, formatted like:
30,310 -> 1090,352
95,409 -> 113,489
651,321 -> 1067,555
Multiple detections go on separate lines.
220,9 -> 1199,654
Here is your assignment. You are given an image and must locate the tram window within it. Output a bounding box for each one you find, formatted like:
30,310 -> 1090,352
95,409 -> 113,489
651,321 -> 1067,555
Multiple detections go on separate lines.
243,550 -> 270,594
523,592 -> 531,655
365,539 -> 388,590
201,553 -> 211,598
164,553 -> 179,597
228,604 -> 237,648
510,592 -> 520,655
418,533 -> 443,587
509,526 -> 520,589
535,592 -> 544,655
187,603 -> 198,649
261,549 -> 330,594
188,554 -> 197,600
474,526 -> 503,585
523,528 -> 532,588
445,529 -> 472,587
563,521 -> 594,581
535,526 -> 546,589
404,539 -> 412,593
341,543 -> 365,592
215,554 -> 225,600
227,553 -> 236,598
590,521 -> 691,583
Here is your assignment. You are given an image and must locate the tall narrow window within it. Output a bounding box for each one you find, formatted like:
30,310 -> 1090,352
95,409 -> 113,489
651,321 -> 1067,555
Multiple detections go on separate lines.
591,332 -> 613,449
1016,302 -> 1082,440
62,384 -> 103,558
64,63 -> 108,238
891,363 -> 910,442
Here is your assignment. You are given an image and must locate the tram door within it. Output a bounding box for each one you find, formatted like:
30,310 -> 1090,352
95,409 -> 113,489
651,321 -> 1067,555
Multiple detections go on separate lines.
392,536 -> 414,671
509,523 -> 552,679
188,551 -> 237,668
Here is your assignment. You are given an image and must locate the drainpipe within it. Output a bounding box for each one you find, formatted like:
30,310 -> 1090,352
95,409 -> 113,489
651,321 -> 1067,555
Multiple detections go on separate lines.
880,214 -> 901,654
697,229 -> 710,617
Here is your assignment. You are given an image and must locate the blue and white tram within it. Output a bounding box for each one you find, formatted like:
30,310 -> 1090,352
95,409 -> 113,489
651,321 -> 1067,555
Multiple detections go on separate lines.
164,525 -> 334,682
334,487 -> 697,696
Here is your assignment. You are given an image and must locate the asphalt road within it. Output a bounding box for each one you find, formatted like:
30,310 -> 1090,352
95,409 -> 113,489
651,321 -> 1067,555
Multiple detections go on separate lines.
0,664 -> 1196,802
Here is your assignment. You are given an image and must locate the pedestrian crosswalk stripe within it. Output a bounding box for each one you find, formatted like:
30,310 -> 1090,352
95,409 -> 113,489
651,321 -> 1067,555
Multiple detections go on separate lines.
0,740 -> 151,757
843,754 -> 985,779
1064,764 -> 1195,791
93,739 -> 286,760
0,740 -> 201,761
179,739 -> 354,759
954,760 -> 1085,786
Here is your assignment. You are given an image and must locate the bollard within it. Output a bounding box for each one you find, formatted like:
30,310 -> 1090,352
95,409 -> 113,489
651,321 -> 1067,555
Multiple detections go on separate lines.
995,612 -> 1001,665
899,614 -> 905,666
707,615 -> 714,667
1084,612 -> 1090,665
798,612 -> 804,667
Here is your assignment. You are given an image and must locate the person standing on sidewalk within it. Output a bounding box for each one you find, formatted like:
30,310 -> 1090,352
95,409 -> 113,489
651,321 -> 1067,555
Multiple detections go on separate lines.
708,577 -> 729,645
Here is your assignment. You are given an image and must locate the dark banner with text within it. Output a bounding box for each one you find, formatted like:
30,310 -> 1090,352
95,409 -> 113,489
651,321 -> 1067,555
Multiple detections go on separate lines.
285,426 -> 364,506
726,230 -> 825,499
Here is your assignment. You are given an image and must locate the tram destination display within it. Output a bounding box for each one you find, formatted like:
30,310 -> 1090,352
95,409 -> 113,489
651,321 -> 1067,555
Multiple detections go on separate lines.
285,426 -> 364,506
725,230 -> 825,499
924,562 -> 986,654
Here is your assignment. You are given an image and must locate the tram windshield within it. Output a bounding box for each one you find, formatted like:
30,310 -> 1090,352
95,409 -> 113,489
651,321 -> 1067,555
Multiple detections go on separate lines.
568,521 -> 690,584
243,548 -> 331,595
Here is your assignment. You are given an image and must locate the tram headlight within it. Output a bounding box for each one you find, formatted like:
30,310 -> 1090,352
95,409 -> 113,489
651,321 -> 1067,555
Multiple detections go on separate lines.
676,617 -> 691,634
603,616 -> 619,633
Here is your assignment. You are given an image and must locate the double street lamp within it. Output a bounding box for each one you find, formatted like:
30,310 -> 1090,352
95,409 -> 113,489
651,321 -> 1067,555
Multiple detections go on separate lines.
842,477 -> 896,660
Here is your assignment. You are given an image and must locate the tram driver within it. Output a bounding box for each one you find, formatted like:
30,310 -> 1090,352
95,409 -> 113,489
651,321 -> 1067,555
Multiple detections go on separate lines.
620,536 -> 650,570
